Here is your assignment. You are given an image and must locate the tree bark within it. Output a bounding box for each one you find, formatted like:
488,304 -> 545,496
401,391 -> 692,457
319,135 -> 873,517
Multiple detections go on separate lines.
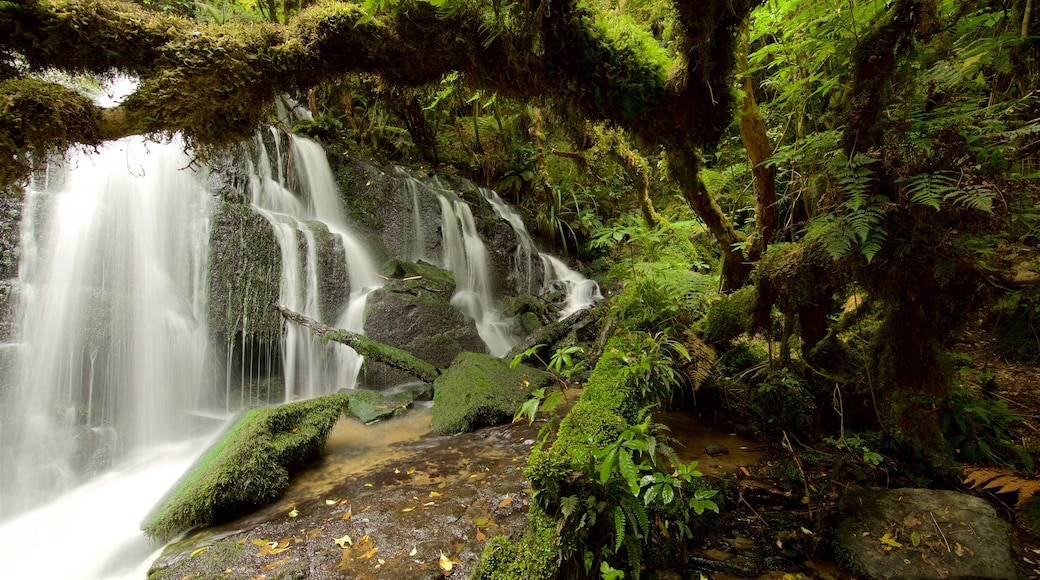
737,21 -> 777,258
275,304 -> 441,383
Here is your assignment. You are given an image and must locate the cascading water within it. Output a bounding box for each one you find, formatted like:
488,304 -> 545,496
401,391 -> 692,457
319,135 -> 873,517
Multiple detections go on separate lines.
477,187 -> 602,319
245,130 -> 382,399
0,136 -> 218,577
398,170 -> 601,355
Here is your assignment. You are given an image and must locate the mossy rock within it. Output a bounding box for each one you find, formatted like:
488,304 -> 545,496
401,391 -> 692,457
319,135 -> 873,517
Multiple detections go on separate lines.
343,388 -> 414,423
430,352 -> 551,435
141,393 -> 348,541
473,506 -> 560,580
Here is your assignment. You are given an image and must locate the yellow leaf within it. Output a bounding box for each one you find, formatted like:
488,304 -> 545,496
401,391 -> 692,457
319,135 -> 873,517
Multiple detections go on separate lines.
342,506 -> 353,521
476,528 -> 486,542
800,527 -> 813,535
251,539 -> 268,546
288,507 -> 299,518
439,552 -> 453,574
378,558 -> 385,565
359,547 -> 379,560
325,499 -> 338,505
424,502 -> 435,506
360,534 -> 370,545
409,546 -> 418,557
911,531 -> 921,547
407,468 -> 416,475
498,496 -> 513,508
429,491 -> 442,497
739,466 -> 751,476
962,52 -> 986,70
402,506 -> 415,512
394,468 -> 401,474
260,556 -> 289,571
190,546 -> 210,557
364,483 -> 374,487
880,532 -> 903,550
334,534 -> 353,548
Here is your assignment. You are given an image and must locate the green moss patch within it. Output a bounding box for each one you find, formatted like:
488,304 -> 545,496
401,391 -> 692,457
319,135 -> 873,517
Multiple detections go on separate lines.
430,352 -> 551,435
142,393 -> 348,540
344,388 -> 413,423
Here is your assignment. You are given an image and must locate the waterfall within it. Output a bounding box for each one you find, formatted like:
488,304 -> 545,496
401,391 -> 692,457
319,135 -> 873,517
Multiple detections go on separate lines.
393,169 -> 601,355
477,187 -> 603,319
245,131 -> 382,399
0,136 -> 215,520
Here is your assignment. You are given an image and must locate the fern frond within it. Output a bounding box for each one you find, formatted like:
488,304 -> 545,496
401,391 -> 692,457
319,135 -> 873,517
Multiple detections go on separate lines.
612,507 -> 626,552
963,465 -> 1040,507
902,171 -> 958,210
621,493 -> 650,538
946,183 -> 996,213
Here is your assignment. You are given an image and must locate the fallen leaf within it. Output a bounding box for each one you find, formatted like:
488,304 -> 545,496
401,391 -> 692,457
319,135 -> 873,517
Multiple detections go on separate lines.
359,547 -> 379,560
424,502 -> 436,506
476,528 -> 486,542
326,499 -> 338,505
360,534 -> 370,545
409,546 -> 418,557
378,558 -> 385,565
880,532 -> 903,550
911,531 -> 921,547
251,539 -> 268,546
498,496 -> 513,508
800,527 -> 813,535
288,508 -> 299,518
334,534 -> 353,548
402,506 -> 415,512
394,468 -> 401,474
342,506 -> 353,521
429,492 -> 442,497
407,468 -> 416,475
739,466 -> 751,476
260,556 -> 289,572
439,552 -> 453,574
903,514 -> 922,529
190,546 -> 210,557
364,483 -> 373,487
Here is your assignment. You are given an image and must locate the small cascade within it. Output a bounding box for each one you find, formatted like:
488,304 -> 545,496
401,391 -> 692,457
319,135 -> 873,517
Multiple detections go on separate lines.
392,169 -> 600,355
477,187 -> 603,319
0,136 -> 214,520
435,194 -> 518,356
245,130 -> 383,400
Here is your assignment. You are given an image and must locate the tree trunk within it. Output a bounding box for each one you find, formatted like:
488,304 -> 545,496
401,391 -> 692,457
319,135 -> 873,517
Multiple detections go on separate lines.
668,149 -> 750,291
275,304 -> 441,383
737,20 -> 778,258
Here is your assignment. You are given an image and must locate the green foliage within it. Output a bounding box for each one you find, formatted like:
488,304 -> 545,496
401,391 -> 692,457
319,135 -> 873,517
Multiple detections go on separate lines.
554,410 -> 717,578
616,332 -> 691,407
942,388 -> 1035,470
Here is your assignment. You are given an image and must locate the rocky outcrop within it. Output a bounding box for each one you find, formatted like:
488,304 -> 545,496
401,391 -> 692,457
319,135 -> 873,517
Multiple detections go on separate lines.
836,488 -> 1017,580
430,352 -> 551,435
361,260 -> 485,388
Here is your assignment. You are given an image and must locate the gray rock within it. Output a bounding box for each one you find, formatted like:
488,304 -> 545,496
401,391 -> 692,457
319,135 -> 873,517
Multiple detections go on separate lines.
836,488 -> 1018,580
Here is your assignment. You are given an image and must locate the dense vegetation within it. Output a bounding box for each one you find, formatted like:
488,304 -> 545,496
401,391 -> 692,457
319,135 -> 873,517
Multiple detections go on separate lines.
3,0 -> 1039,576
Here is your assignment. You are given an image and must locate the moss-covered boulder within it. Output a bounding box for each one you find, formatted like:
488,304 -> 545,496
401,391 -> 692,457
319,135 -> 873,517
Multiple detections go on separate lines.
430,352 -> 551,435
362,260 -> 486,388
142,393 -> 348,541
343,388 -> 414,423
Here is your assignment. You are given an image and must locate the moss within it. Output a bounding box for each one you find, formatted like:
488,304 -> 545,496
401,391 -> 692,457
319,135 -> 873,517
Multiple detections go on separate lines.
0,77 -> 104,184
142,392 -> 348,540
344,388 -> 413,423
526,332 -> 642,498
702,285 -> 758,345
430,351 -> 552,435
209,200 -> 282,344
473,506 -> 560,580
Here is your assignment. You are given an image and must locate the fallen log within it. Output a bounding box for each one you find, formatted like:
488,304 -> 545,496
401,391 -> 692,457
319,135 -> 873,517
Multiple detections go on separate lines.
275,304 -> 441,383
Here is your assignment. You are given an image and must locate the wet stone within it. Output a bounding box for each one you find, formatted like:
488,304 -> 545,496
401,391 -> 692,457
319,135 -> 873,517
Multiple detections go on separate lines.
836,487 -> 1017,580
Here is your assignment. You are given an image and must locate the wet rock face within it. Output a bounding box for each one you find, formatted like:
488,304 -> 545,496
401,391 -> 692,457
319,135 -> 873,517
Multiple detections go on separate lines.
836,488 -> 1017,580
360,260 -> 486,388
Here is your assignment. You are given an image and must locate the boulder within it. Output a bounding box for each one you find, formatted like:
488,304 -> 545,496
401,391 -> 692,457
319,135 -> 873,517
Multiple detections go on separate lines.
361,260 -> 485,387
343,388 -> 414,423
836,487 -> 1018,580
431,352 -> 552,435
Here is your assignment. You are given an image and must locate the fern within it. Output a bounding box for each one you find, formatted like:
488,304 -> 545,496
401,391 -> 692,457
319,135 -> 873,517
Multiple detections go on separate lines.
902,171 -> 959,210
963,465 -> 1040,507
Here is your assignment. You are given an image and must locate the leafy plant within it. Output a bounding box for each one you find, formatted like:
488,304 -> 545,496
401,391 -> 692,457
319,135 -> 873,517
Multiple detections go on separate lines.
553,410 -> 718,578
